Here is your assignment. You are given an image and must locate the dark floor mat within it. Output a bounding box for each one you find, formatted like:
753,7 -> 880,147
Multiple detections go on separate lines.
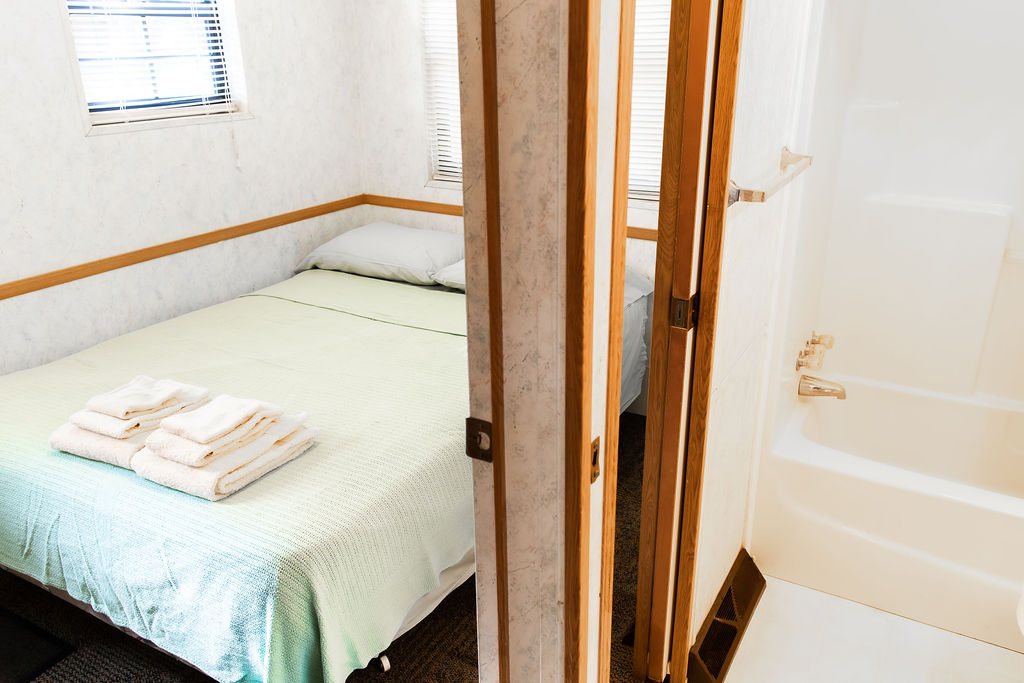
0,608 -> 72,683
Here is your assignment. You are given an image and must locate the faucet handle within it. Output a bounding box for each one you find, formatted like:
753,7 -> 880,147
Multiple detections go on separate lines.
796,343 -> 823,371
810,331 -> 834,349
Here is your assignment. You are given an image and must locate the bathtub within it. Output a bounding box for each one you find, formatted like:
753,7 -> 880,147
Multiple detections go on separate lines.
751,375 -> 1024,653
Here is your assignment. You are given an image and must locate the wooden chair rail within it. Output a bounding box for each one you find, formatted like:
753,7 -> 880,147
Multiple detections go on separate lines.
0,193 -> 660,303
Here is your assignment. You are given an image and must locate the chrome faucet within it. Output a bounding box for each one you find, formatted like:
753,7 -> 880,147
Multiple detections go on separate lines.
796,331 -> 835,371
798,375 -> 847,400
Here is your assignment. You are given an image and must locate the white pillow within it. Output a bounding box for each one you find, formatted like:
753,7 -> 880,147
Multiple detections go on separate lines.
296,222 -> 464,285
431,259 -> 466,291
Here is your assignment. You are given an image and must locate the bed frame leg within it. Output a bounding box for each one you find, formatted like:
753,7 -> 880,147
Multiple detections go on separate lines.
373,654 -> 391,673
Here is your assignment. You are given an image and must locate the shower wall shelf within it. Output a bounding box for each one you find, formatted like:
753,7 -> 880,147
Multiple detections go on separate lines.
728,146 -> 813,206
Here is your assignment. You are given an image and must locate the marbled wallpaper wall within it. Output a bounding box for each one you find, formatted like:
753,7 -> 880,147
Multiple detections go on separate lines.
457,0 -> 623,677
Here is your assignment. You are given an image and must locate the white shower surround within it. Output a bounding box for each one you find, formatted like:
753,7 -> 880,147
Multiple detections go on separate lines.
755,378 -> 1024,652
752,0 -> 1024,656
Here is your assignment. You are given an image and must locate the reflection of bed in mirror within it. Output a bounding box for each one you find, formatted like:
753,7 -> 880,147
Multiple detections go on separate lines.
0,230 -> 655,682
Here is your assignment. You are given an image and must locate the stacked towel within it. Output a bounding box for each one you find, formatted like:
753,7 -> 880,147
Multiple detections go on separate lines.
49,376 -> 209,468
134,395 -> 317,501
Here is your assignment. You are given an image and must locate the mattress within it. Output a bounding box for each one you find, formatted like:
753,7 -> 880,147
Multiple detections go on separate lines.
0,270 -> 475,683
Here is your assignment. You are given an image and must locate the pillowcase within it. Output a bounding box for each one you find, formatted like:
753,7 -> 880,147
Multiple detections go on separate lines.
431,259 -> 466,291
296,222 -> 464,285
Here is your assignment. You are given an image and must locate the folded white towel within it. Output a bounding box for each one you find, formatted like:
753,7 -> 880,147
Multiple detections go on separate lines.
159,394 -> 284,444
50,423 -> 150,469
145,414 -> 275,467
132,414 -> 317,501
70,395 -> 209,440
86,376 -> 209,419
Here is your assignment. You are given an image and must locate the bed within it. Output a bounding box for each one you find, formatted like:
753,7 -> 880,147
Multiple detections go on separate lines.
0,266 -> 653,682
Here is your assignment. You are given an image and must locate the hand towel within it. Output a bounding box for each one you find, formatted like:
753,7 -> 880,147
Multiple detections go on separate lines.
86,376 -> 209,419
70,396 -> 209,440
159,394 -> 284,444
132,415 -> 317,501
145,414 -> 275,467
50,423 -> 150,469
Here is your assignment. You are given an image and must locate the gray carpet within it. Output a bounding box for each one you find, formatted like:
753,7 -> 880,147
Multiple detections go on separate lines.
0,414 -> 646,682
0,608 -> 72,683
609,413 -> 647,682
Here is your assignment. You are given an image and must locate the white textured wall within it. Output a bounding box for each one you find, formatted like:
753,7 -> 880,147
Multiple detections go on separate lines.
1,0 -> 465,374
689,0 -> 817,639
346,0 -> 466,208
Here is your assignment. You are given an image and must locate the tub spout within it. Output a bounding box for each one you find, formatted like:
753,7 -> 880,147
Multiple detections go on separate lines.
798,375 -> 847,400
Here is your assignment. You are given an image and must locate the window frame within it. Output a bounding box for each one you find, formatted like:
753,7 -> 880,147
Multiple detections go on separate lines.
62,0 -> 247,133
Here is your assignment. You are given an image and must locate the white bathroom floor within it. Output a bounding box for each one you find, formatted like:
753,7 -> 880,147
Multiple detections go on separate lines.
727,578 -> 1024,683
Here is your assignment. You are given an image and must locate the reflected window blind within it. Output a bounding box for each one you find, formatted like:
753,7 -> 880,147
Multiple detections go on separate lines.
422,0 -> 463,183
629,0 -> 671,200
66,0 -> 234,125
420,0 -> 668,195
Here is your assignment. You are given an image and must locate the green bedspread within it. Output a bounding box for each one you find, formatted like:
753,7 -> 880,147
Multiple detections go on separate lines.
0,270 -> 474,682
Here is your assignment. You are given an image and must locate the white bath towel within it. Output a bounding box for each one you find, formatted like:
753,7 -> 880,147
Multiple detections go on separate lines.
145,414 -> 275,467
132,415 -> 317,501
50,423 -> 150,469
70,396 -> 209,440
159,394 -> 284,444
86,376 -> 209,419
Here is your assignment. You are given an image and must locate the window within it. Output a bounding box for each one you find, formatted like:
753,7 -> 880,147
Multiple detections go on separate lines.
420,0 -> 670,199
422,0 -> 463,183
628,0 -> 671,200
66,0 -> 237,125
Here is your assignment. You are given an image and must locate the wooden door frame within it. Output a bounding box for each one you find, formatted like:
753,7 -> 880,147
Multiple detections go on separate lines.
627,0 -> 746,679
596,0 -> 637,679
473,0 -> 511,680
631,0 -> 718,678
667,0 -> 745,678
565,0 -> 603,680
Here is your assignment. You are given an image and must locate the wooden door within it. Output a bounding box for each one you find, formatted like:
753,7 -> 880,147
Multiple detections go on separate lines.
631,0 -> 745,679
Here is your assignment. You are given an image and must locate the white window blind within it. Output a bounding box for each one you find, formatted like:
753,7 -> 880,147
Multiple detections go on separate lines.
629,0 -> 671,200
420,0 -> 669,198
66,0 -> 235,125
422,0 -> 463,183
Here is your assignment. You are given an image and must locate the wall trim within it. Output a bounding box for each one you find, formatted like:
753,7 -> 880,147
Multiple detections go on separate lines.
0,194 -> 455,302
0,194 -> 658,304
362,194 -> 465,216
626,226 -> 659,241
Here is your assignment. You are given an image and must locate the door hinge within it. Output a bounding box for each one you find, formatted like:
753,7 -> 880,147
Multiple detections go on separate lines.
671,293 -> 700,330
466,417 -> 493,462
590,437 -> 601,483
